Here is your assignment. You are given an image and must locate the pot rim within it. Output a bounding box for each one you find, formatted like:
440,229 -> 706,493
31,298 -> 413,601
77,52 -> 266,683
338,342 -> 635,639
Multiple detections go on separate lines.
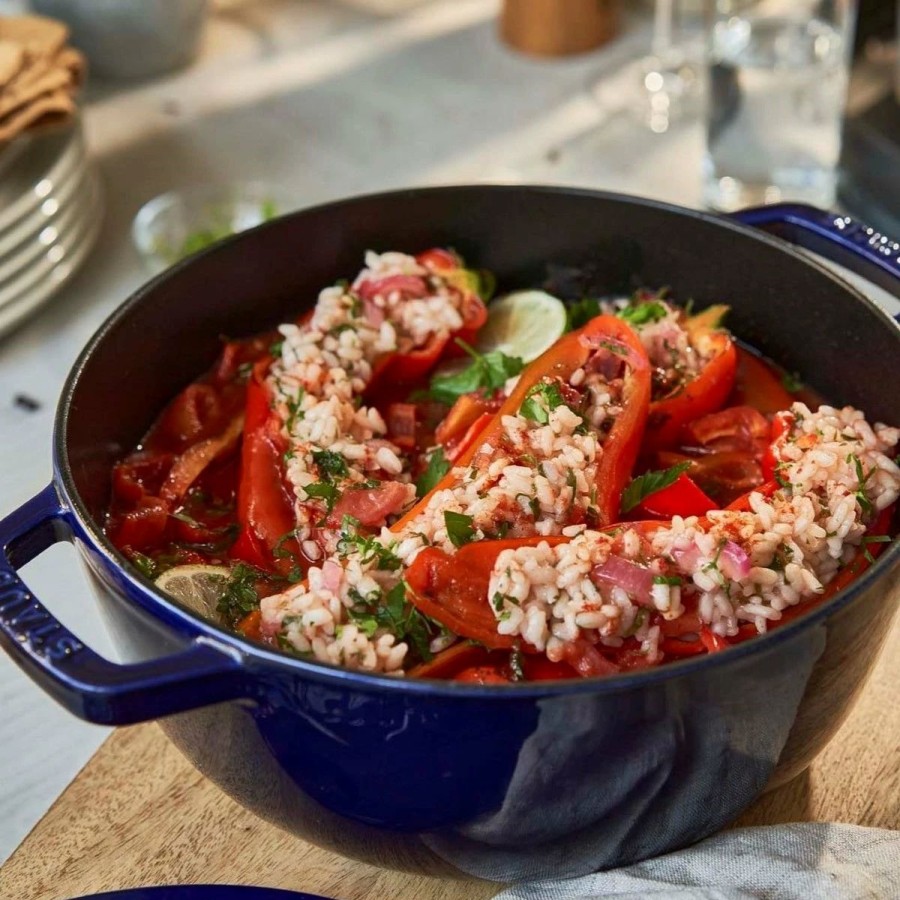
53,184 -> 900,698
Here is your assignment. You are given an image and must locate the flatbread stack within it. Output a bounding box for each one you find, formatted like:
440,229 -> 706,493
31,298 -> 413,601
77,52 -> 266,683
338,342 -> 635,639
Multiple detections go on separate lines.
0,14 -> 86,146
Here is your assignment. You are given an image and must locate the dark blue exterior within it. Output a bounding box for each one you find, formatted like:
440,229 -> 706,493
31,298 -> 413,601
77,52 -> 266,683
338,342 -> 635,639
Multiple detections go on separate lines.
1,188 -> 898,881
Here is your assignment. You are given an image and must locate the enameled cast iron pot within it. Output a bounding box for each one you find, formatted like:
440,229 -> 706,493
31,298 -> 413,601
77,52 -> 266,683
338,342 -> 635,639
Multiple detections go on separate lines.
1,188 -> 899,881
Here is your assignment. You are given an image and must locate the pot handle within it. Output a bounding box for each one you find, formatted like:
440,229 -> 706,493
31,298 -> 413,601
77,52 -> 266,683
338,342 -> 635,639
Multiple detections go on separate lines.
0,484 -> 250,725
731,203 -> 900,304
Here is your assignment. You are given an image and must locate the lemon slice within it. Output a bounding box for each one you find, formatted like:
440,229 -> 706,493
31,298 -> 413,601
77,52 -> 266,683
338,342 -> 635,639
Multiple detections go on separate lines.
476,290 -> 567,363
155,564 -> 231,620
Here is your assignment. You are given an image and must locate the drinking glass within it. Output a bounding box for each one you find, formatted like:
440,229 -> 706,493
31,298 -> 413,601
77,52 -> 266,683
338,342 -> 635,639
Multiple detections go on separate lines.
702,0 -> 857,211
640,0 -> 707,131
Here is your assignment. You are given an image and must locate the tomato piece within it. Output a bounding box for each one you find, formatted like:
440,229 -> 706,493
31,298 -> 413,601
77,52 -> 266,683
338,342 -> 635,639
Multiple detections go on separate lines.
681,405 -> 769,455
633,473 -> 716,519
356,274 -> 428,302
327,482 -> 410,528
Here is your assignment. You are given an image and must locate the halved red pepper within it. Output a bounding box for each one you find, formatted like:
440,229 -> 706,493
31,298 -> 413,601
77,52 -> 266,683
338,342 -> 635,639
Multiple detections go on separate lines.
230,358 -> 299,574
643,310 -> 738,452
404,537 -> 568,648
365,249 -> 489,391
394,315 -> 652,532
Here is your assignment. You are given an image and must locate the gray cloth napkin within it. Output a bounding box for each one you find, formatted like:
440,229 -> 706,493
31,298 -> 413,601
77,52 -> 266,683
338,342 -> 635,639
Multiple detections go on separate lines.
494,824 -> 900,900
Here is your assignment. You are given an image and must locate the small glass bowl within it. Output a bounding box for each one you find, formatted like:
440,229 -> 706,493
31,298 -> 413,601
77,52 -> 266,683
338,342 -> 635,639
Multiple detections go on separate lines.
132,182 -> 285,274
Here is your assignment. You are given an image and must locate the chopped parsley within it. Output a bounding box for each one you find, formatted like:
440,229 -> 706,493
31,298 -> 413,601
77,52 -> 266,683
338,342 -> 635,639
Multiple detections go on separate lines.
781,371 -> 803,393
303,480 -> 338,512
337,515 -> 402,571
415,447 -> 451,498
848,453 -> 874,517
565,297 -> 601,331
617,300 -> 668,327
217,563 -> 262,626
284,388 -> 305,433
444,511 -> 476,548
652,574 -> 683,586
861,534 -> 892,564
130,551 -> 159,580
312,449 -> 348,481
620,462 -> 692,513
347,581 -> 435,661
519,380 -> 567,425
429,339 -> 523,404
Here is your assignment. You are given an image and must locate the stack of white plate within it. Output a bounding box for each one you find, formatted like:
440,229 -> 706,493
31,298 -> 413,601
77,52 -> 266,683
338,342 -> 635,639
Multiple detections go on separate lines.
0,119 -> 103,340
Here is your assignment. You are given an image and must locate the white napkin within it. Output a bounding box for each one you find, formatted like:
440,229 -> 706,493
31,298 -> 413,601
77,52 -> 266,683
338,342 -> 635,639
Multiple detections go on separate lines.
494,824 -> 900,900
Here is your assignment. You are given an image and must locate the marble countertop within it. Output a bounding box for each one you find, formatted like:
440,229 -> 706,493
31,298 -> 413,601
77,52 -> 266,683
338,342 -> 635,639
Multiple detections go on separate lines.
0,0 -> 896,866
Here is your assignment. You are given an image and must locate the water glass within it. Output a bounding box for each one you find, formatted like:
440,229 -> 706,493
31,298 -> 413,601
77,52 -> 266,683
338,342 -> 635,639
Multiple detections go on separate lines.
702,0 -> 857,211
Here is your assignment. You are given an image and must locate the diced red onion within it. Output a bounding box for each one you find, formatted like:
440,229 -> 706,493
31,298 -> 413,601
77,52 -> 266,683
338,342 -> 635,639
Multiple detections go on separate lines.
362,296 -> 385,326
672,542 -> 702,571
719,541 -> 750,581
321,559 -> 344,593
591,556 -> 655,607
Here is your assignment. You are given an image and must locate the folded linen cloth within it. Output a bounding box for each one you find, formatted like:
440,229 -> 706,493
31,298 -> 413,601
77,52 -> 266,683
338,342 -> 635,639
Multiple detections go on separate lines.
495,824 -> 900,900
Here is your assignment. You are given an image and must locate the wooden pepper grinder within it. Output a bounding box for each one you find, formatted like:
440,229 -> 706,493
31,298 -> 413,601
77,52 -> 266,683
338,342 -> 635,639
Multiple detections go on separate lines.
500,0 -> 619,57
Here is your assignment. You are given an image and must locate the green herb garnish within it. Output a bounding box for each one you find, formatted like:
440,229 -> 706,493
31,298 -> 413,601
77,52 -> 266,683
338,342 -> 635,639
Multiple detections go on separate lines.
130,551 -> 159,580
861,534 -> 892,564
617,300 -> 667,327
519,380 -> 567,425
217,563 -> 262,626
781,371 -> 803,393
337,515 -> 402,571
303,480 -> 338,511
312,449 -> 348,481
415,447 -> 451,498
347,581 -> 435,661
429,339 -> 523,405
565,297 -> 601,331
848,453 -> 874,517
620,462 -> 692,513
444,511 -> 476,548
652,574 -> 682,586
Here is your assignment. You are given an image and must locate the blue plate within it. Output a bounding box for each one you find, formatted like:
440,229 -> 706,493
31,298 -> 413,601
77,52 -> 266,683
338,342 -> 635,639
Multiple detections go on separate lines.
71,888 -> 331,900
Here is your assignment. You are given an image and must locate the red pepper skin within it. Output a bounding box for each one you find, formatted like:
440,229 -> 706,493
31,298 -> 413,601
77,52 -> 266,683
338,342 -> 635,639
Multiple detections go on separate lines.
633,473 -> 716,519
644,330 -> 738,452
730,347 -> 796,416
404,537 -> 567,648
395,315 -> 651,532
231,360 -> 299,573
365,250 -> 488,391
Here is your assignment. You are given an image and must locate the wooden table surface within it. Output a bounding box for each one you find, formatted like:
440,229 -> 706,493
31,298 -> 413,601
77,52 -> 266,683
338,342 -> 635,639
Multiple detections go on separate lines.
3,618 -> 899,900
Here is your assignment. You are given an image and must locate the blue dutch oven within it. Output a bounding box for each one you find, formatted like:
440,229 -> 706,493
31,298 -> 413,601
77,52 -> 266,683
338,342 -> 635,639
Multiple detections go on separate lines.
1,188 -> 898,882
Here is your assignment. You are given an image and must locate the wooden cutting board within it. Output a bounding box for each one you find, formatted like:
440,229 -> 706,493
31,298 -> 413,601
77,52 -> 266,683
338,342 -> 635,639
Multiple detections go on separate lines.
2,618 -> 899,900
